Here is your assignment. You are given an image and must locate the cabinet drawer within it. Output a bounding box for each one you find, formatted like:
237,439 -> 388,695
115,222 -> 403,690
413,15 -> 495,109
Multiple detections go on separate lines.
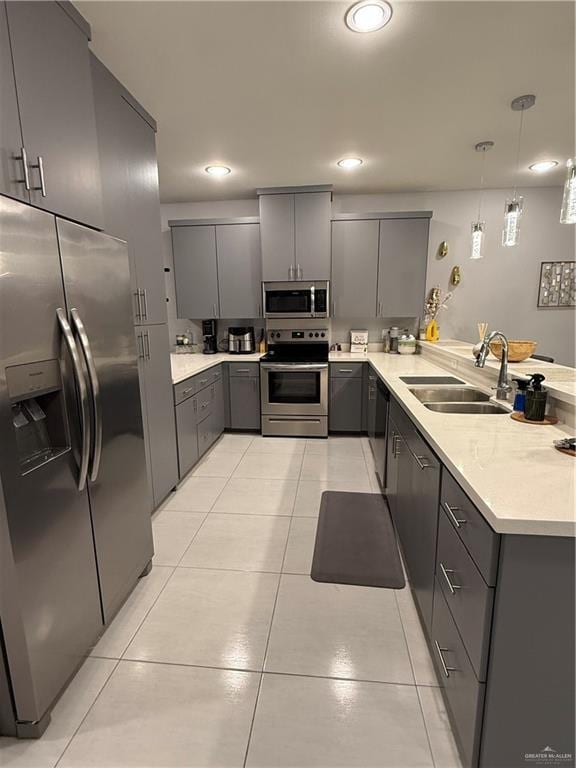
441,470 -> 500,586
329,362 -> 364,378
174,378 -> 197,405
228,362 -> 259,378
431,584 -> 486,768
195,370 -> 216,390
436,510 -> 494,681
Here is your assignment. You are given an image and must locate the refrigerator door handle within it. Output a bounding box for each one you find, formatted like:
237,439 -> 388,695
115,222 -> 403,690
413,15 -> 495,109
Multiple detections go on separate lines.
70,308 -> 102,483
56,308 -> 91,491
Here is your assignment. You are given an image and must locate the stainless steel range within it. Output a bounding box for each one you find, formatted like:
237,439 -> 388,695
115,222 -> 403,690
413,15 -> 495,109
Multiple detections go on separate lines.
260,322 -> 329,437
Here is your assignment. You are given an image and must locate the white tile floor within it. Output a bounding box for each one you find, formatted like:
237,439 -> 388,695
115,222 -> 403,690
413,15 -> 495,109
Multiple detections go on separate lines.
0,434 -> 462,768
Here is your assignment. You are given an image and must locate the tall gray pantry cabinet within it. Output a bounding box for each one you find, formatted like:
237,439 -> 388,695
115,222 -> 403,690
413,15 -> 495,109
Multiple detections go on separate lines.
91,54 -> 178,510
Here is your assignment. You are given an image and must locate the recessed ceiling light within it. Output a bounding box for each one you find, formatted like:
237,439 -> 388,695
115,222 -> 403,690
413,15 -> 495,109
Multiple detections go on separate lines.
337,157 -> 363,169
345,1 -> 393,33
205,165 -> 231,177
528,160 -> 559,173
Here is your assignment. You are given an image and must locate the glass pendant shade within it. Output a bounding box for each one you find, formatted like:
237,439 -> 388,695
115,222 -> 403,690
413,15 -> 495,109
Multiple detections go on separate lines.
560,159 -> 576,224
502,197 -> 523,247
470,222 -> 485,260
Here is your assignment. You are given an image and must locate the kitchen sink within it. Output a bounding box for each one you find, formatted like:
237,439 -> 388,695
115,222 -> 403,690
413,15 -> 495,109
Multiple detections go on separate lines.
423,402 -> 511,414
399,376 -> 465,385
409,387 -> 491,403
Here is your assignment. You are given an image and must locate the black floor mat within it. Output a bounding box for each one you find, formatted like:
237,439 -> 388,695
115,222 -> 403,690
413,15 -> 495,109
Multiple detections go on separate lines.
311,491 -> 405,589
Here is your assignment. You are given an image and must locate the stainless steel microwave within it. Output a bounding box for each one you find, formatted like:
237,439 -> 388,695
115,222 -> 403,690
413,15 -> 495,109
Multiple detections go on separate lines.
262,281 -> 329,319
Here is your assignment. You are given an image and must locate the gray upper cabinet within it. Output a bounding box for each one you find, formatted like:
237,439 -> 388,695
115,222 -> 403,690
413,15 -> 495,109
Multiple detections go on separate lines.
377,218 -> 429,317
0,2 -> 27,202
217,223 -> 262,318
91,55 -> 166,326
331,220 -> 379,317
172,225 -> 219,319
259,194 -> 295,281
5,1 -> 102,229
259,188 -> 332,281
295,192 -> 331,280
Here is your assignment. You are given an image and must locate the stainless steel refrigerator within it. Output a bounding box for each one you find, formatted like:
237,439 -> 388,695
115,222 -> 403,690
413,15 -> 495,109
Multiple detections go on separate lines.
0,196 -> 153,738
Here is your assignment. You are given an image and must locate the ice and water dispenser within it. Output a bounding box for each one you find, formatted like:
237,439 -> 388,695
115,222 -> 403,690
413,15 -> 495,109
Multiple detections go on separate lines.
6,360 -> 69,474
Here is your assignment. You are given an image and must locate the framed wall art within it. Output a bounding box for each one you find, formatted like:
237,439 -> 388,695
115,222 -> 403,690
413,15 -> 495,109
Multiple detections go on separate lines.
538,261 -> 575,308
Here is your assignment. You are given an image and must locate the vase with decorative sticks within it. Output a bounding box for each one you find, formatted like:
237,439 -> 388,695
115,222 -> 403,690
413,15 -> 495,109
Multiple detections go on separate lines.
424,287 -> 453,342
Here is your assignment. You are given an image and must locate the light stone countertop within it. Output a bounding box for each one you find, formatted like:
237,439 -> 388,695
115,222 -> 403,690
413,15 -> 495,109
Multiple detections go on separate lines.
170,349 -> 575,537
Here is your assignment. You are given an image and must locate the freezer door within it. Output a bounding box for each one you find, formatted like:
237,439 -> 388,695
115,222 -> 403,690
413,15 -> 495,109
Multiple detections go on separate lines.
0,196 -> 102,732
57,219 -> 153,622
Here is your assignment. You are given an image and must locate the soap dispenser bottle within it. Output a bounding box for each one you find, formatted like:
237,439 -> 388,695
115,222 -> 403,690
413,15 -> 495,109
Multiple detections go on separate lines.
524,374 -> 547,421
512,377 -> 530,413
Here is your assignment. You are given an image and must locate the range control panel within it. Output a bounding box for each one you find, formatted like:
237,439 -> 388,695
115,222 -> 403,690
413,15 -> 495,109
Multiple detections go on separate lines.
268,328 -> 329,343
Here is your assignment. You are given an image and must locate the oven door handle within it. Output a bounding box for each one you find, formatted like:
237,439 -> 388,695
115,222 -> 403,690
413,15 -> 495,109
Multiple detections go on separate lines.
261,363 -> 328,372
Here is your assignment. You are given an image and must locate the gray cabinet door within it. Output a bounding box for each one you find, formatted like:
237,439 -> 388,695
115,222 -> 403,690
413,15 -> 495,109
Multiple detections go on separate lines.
138,325 -> 178,507
259,193 -> 295,281
377,218 -> 429,318
211,377 -> 225,438
385,419 -> 399,511
331,220 -> 379,318
91,55 -> 165,326
172,225 -> 219,319
230,376 -> 260,430
295,192 -> 331,280
6,1 -> 102,229
123,100 -> 166,325
175,396 -> 199,479
329,377 -> 362,432
217,223 -> 262,318
0,2 -> 27,202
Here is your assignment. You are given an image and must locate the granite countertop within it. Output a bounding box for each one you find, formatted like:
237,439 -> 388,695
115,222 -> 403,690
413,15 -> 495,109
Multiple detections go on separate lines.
170,350 -> 575,537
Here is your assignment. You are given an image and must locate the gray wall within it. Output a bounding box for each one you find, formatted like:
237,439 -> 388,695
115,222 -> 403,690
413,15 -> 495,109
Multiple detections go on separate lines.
161,186 -> 575,365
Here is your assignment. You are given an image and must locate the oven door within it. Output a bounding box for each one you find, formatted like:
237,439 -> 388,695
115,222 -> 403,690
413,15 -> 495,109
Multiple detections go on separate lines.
263,285 -> 313,318
260,363 -> 328,416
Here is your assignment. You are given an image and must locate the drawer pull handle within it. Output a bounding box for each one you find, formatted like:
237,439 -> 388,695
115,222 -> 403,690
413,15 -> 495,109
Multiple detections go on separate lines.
338,368 -> 353,372
440,562 -> 461,595
199,378 -> 208,385
443,502 -> 467,528
434,641 -> 458,678
201,403 -> 209,410
235,368 -> 250,373
414,454 -> 432,470
181,388 -> 193,396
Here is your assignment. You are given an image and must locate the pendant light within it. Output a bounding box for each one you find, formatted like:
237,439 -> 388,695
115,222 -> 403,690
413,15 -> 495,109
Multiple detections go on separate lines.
470,141 -> 494,260
560,158 -> 576,224
503,94 -> 536,247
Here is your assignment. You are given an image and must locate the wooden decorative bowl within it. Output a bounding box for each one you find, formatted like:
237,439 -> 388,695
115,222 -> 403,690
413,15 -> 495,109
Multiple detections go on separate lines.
489,340 -> 537,363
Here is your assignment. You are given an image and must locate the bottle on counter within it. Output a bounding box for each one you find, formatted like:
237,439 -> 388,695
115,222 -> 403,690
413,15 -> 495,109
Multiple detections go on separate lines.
524,374 -> 548,421
383,330 -> 391,353
512,377 -> 530,413
258,330 -> 267,354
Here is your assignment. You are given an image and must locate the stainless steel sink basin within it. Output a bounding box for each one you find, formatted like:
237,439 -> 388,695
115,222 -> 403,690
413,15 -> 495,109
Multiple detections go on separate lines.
409,387 -> 492,403
423,402 -> 511,414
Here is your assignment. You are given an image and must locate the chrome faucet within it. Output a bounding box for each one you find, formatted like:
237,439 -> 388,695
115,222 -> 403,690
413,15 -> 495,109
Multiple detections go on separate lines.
475,331 -> 512,400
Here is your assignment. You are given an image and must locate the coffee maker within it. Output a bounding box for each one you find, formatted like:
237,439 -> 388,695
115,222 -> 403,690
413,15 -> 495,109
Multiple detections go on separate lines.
202,319 -> 218,355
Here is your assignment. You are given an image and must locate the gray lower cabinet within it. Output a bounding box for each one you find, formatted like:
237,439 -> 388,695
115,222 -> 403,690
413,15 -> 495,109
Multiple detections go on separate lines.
329,377 -> 363,432
366,367 -> 378,450
385,390 -> 575,768
91,54 -> 166,326
331,220 -> 379,317
175,366 -> 226,477
136,325 -> 179,508
0,2 -> 27,203
229,366 -> 260,430
172,225 -> 219,319
175,396 -> 199,478
5,1 -> 102,229
387,398 -> 441,632
377,218 -> 429,317
216,224 -> 262,318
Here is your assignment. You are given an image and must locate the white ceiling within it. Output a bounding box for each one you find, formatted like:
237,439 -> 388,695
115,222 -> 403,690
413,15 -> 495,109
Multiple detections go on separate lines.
78,1 -> 575,203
